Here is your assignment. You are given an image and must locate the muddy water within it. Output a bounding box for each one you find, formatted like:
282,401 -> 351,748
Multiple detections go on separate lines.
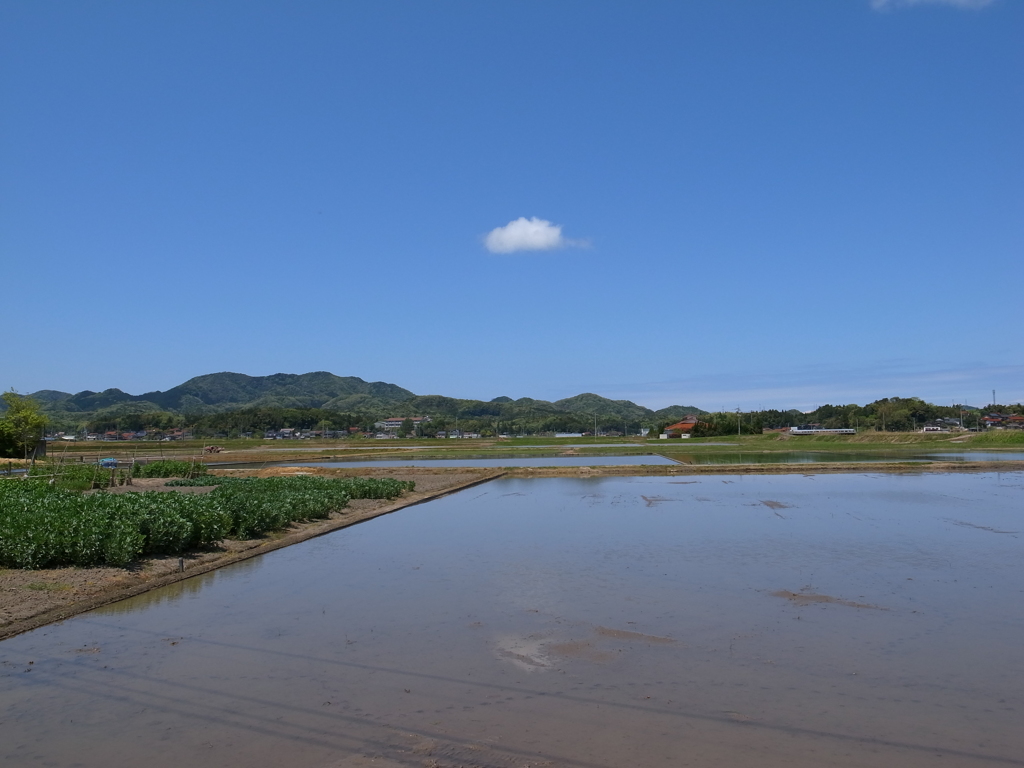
2,472 -> 1022,767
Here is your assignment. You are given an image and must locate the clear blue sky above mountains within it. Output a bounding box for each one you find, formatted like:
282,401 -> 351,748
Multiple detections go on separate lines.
2,0 -> 1020,410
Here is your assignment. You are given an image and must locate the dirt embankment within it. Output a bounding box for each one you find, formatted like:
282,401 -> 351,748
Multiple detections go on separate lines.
0,468 -> 500,641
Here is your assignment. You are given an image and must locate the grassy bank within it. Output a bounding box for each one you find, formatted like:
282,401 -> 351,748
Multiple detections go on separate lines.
967,430 -> 1024,446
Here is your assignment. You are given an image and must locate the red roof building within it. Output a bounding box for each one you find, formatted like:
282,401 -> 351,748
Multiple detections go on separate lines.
664,416 -> 700,435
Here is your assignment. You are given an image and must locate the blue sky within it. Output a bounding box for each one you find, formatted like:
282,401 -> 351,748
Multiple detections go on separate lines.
2,0 -> 1021,410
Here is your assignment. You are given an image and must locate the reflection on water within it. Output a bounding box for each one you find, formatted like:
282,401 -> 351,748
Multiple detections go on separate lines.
98,558 -> 263,615
1,472 -> 1022,767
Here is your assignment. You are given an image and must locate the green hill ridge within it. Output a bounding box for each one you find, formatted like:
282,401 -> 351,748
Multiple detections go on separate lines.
7,371 -> 705,424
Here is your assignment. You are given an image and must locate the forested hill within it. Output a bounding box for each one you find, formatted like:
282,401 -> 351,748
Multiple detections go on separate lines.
18,372 -> 416,415
9,371 -> 707,425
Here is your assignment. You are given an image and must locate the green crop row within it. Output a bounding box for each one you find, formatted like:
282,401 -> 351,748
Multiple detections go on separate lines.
27,463 -> 120,491
24,458 -> 208,491
134,460 -> 210,478
165,475 -> 415,499
0,483 -> 230,568
0,475 -> 414,569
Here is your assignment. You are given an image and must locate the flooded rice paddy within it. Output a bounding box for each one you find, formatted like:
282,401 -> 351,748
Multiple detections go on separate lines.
216,450 -> 1024,470
1,472 -> 1022,767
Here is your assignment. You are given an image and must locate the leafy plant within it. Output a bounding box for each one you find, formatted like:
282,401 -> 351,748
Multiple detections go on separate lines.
28,462 -> 112,491
134,460 -> 209,478
0,475 -> 414,568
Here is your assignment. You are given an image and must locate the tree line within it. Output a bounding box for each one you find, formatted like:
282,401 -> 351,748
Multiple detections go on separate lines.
5,392 -> 1022,456
658,397 -> 1022,438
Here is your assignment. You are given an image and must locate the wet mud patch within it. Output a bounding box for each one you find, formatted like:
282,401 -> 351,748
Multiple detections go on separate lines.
494,634 -> 550,670
772,589 -> 883,610
593,626 -> 675,644
640,495 -> 674,507
546,640 -> 615,663
494,624 -> 675,670
945,519 -> 1018,535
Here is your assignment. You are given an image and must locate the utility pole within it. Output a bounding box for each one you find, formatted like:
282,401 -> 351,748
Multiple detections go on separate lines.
737,407 -> 741,437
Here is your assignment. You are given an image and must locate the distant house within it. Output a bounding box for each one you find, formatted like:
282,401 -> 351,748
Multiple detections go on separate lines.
662,416 -> 700,438
374,416 -> 432,432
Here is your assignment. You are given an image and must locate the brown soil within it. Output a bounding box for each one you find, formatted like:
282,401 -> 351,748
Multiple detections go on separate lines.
0,468 -> 500,641
594,626 -> 675,643
771,590 -> 882,610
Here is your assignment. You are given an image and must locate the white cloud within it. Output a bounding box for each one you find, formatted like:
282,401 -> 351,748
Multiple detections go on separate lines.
484,217 -> 583,254
871,0 -> 993,10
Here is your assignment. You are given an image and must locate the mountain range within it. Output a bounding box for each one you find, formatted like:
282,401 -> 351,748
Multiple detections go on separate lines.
6,371 -> 706,423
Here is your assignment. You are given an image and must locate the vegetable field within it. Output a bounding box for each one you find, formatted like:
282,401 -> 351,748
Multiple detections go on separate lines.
0,476 -> 414,569
134,460 -> 210,478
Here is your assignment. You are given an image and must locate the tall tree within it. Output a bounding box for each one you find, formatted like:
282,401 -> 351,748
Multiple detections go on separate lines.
0,391 -> 48,459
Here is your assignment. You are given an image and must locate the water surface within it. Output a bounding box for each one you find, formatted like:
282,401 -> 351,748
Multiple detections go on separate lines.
2,472 -> 1022,767
664,450 -> 1024,464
